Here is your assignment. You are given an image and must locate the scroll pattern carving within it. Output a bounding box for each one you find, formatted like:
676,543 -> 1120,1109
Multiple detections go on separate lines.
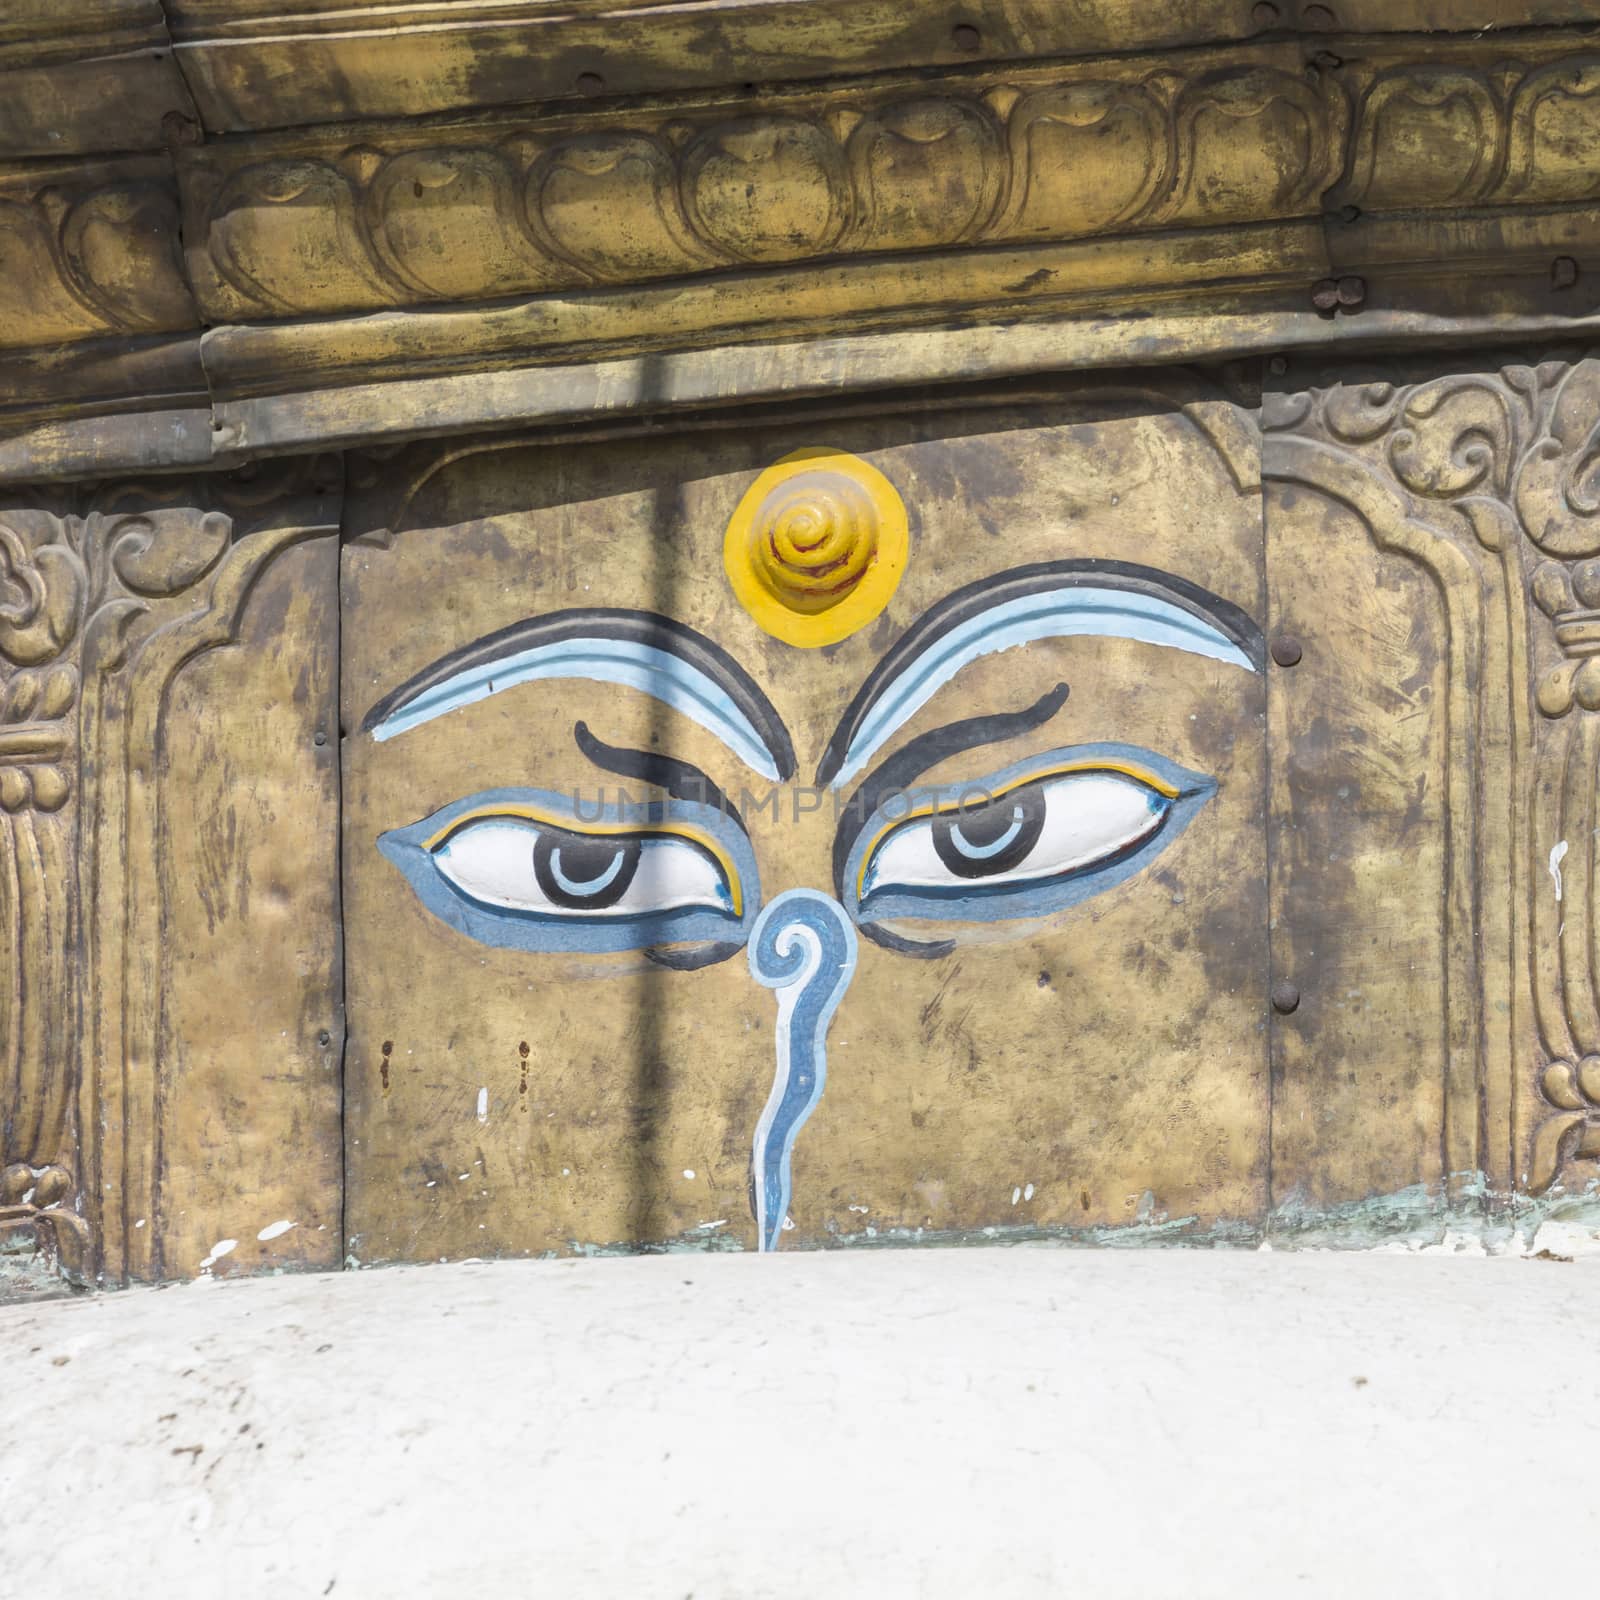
1334,57 -> 1600,208
180,65 -> 1192,317
0,164 -> 196,350
179,46 -> 1600,323
189,64 -> 1347,317
0,496 -> 222,1275
1267,357 -> 1600,1198
0,464 -> 339,1282
10,43 -> 1600,353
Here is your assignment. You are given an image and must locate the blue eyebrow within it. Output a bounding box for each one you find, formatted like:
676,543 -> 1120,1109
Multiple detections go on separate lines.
362,609 -> 795,782
816,561 -> 1264,789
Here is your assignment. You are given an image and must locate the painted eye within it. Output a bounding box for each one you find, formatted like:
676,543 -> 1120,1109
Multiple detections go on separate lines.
844,744 -> 1213,931
436,818 -> 735,919
865,773 -> 1162,897
380,789 -> 759,958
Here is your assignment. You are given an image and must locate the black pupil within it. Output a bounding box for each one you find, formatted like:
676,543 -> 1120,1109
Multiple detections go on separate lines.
533,829 -> 641,910
931,784 -> 1046,879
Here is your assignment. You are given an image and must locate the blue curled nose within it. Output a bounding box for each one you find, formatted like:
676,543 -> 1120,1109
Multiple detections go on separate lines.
747,889 -> 860,1251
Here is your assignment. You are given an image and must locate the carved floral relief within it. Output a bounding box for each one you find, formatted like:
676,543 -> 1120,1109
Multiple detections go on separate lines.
0,468 -> 341,1285
1266,354 -> 1600,1198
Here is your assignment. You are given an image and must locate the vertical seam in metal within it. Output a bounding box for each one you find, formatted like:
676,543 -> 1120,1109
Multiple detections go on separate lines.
1261,358 -> 1278,1233
332,460 -> 350,1269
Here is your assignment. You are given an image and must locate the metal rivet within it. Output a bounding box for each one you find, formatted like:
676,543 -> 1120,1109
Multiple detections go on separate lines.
318,1029 -> 332,1048
575,71 -> 605,96
1338,204 -> 1361,224
1553,256 -> 1580,290
1336,274 -> 1367,308
1271,634 -> 1303,667
1268,355 -> 1288,378
1311,276 -> 1340,311
161,110 -> 202,148
313,730 -> 327,747
1252,1 -> 1280,23
952,22 -> 981,51
1271,982 -> 1301,1015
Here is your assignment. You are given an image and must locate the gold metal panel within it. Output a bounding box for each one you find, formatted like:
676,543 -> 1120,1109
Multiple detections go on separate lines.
1264,475 -> 1450,1210
0,1 -> 195,159
154,530 -> 342,1278
9,347 -> 1600,1287
341,381 -> 1269,1260
161,0 -> 1264,132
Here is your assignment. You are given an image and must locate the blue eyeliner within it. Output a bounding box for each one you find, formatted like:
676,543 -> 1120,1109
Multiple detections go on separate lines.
841,743 -> 1215,930
379,785 -> 762,957
371,638 -> 784,781
826,581 -> 1259,788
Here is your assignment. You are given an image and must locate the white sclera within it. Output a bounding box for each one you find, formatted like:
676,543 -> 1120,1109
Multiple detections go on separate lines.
863,772 -> 1166,894
435,818 -> 731,916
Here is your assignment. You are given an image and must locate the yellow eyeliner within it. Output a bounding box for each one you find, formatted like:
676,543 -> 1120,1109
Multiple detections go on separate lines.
854,760 -> 1179,901
426,805 -> 744,917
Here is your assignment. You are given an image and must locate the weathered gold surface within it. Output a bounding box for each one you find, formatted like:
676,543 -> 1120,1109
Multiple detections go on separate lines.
0,1 -> 194,159
7,17 -> 1600,481
168,1 -> 1595,132
153,527 -> 343,1277
6,9 -> 1600,1290
1265,353 -> 1600,1204
199,302 -> 1590,463
341,380 -> 1270,1259
0,465 -> 343,1286
175,36 -> 1600,327
0,157 -> 194,351
1264,470 -> 1453,1208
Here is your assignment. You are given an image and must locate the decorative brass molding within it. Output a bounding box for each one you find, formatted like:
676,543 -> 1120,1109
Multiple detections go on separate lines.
0,157 -> 195,352
10,34 -> 1600,347
175,50 -> 1328,321
6,24 -> 1600,476
178,39 -> 1600,326
0,462 -> 341,1284
1265,353 -> 1600,1199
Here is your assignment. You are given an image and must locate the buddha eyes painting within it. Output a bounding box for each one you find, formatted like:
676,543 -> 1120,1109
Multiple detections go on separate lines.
342,401 -> 1271,1261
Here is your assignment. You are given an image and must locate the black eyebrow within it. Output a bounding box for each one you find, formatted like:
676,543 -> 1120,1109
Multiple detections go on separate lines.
574,722 -> 749,975
361,607 -> 796,781
574,721 -> 746,834
814,560 -> 1264,787
830,682 -> 1070,915
645,941 -> 744,972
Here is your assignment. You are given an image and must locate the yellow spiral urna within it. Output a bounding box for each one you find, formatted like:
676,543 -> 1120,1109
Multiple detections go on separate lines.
724,447 -> 909,647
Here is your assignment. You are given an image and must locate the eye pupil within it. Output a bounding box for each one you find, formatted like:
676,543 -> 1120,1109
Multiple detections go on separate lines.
955,800 -> 1024,851
932,785 -> 1047,879
533,830 -> 642,909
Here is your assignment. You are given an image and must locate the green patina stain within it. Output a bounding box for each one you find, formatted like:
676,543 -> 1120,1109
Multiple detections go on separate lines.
218,1175 -> 1600,1280
566,1229 -> 748,1259
552,1172 -> 1600,1259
